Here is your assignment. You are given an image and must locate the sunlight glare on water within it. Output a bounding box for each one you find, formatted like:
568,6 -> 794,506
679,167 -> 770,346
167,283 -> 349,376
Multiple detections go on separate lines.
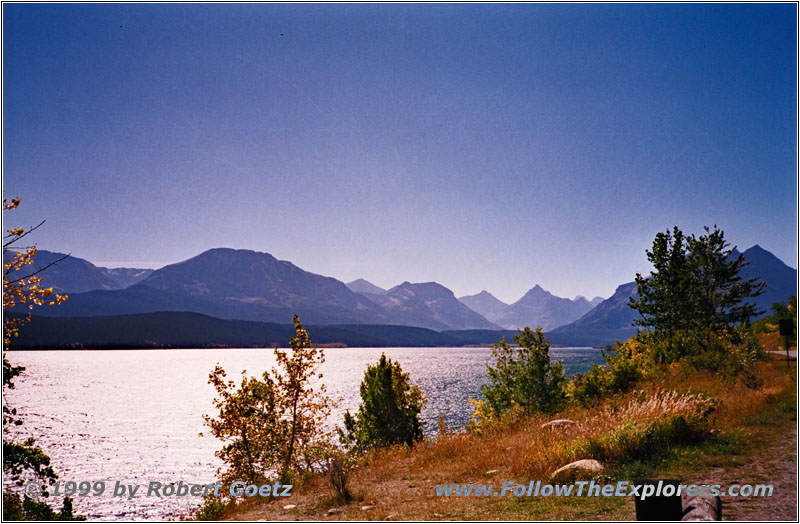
4,347 -> 604,519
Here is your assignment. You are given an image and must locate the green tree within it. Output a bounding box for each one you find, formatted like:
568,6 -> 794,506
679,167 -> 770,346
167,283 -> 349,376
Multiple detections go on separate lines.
629,225 -> 764,360
204,316 -> 334,490
481,327 -> 567,417
769,298 -> 796,323
340,353 -> 425,452
629,226 -> 695,360
685,226 -> 765,341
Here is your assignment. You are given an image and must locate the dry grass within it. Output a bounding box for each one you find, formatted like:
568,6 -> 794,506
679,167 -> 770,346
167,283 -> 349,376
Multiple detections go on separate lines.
218,358 -> 795,521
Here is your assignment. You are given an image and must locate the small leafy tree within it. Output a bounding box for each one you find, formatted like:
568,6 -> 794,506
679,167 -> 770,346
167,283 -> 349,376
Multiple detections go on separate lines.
4,197 -> 69,346
480,327 -> 567,418
2,197 -> 81,521
274,316 -> 334,481
204,316 -> 335,492
340,353 -> 425,452
203,366 -> 285,488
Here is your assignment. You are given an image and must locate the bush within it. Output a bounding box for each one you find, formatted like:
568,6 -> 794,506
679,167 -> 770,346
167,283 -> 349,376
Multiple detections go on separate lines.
340,354 -> 426,452
2,493 -> 85,521
569,364 -> 610,407
480,327 -> 567,420
325,451 -> 353,504
195,495 -> 229,521
682,327 -> 766,388
569,338 -> 648,406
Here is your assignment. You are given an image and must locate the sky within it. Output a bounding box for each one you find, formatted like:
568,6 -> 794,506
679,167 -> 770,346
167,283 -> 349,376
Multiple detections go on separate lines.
3,3 -> 797,303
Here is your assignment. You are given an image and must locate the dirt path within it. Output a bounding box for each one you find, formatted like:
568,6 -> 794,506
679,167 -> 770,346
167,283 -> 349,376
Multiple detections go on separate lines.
690,415 -> 797,520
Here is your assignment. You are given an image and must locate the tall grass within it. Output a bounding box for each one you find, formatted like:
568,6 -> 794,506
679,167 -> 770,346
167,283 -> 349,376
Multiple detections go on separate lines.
220,358 -> 795,521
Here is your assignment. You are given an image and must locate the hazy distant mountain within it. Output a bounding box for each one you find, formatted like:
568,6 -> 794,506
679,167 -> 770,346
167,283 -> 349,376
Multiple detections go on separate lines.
368,282 -> 501,330
103,267 -> 154,289
346,278 -> 387,295
551,245 -> 797,346
32,248 -> 392,325
590,296 -> 605,307
738,245 -> 797,314
458,290 -> 509,322
2,249 -> 152,293
549,282 -> 639,346
492,285 -> 595,331
574,295 -> 605,307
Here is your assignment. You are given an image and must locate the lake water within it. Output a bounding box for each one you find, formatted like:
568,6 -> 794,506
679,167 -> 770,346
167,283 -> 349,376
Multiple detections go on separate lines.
4,346 -> 605,520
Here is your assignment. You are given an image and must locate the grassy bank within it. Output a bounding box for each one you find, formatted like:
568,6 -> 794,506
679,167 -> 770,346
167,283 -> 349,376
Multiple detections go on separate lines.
209,355 -> 796,521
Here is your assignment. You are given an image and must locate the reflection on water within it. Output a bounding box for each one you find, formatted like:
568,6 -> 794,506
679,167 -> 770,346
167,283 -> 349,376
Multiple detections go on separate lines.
4,346 -> 604,520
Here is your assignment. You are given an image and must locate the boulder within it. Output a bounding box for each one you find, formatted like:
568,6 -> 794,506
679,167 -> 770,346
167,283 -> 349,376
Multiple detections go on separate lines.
550,459 -> 604,481
541,419 -> 576,430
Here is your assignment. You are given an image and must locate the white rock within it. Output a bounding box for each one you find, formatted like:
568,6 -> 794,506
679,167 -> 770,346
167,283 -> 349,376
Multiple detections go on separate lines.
550,459 -> 604,481
541,419 -> 576,430
327,508 -> 343,516
283,504 -> 297,510
484,469 -> 498,475
361,505 -> 374,511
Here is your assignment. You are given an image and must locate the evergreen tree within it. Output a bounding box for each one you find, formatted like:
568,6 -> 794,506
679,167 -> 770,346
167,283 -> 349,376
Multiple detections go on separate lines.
629,227 -> 694,346
629,225 -> 765,359
686,226 -> 765,337
340,354 -> 425,452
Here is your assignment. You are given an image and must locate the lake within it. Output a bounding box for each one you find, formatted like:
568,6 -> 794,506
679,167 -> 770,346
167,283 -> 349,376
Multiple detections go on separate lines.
4,346 -> 605,520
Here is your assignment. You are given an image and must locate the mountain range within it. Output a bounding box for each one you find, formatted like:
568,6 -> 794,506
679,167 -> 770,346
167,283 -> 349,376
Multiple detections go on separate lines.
3,249 -> 153,293
359,281 -> 500,331
6,244 -> 795,347
459,286 -> 601,331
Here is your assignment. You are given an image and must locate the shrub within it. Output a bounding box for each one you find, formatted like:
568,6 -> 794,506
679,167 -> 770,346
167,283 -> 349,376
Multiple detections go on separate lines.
569,364 -> 610,407
325,451 -> 353,504
682,327 -> 767,388
340,354 -> 426,452
195,496 -> 229,521
569,338 -> 648,406
481,327 -> 567,419
2,493 -> 85,521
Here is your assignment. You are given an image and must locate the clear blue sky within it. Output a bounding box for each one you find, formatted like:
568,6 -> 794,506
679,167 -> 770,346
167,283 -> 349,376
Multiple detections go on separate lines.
3,3 -> 797,303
